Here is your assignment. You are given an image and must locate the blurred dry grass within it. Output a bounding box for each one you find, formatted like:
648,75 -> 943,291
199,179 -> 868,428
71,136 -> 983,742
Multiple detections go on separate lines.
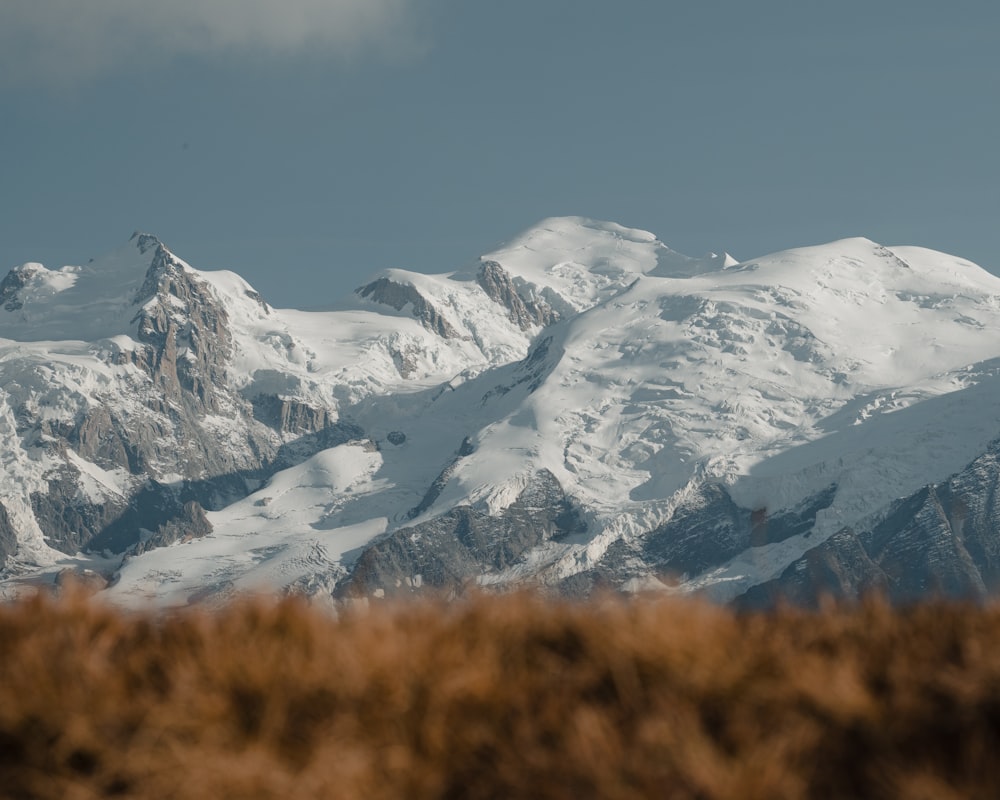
2,590 -> 1000,799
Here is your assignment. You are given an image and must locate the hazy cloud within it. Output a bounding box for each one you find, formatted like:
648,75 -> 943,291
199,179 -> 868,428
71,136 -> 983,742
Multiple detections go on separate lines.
0,0 -> 420,87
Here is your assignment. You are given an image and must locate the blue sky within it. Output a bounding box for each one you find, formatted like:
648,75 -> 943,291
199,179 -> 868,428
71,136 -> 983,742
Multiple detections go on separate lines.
2,0 -> 998,307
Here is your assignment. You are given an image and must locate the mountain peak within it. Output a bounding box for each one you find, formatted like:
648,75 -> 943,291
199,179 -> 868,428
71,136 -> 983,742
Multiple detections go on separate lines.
130,231 -> 164,255
0,233 -> 190,342
6,219 -> 1000,609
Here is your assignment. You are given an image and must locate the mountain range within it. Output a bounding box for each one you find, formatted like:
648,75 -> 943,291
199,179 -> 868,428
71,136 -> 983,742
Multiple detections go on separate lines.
3,217 -> 1000,607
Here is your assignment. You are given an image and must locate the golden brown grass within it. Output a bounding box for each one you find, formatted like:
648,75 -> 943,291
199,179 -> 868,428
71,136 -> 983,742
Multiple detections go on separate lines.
2,591 -> 1000,799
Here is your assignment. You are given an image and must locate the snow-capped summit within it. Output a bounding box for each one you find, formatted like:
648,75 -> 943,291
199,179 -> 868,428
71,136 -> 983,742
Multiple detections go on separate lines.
0,233 -> 161,342
4,218 -> 1000,608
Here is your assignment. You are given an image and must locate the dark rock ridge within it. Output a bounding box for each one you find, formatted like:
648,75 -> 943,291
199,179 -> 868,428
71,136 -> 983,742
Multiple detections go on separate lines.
477,260 -> 559,330
30,465 -> 131,555
735,529 -> 887,610
28,416 -> 365,557
62,478 -> 229,556
338,469 -> 587,598
251,394 -> 331,436
556,538 -> 647,599
0,503 -> 17,569
267,422 -> 367,474
75,239 -> 277,485
639,484 -> 837,579
0,264 -> 38,312
128,500 -> 212,557
548,483 -> 837,596
357,277 -> 459,339
478,335 -> 560,405
128,241 -> 232,414
737,440 -> 1000,608
407,435 -> 477,519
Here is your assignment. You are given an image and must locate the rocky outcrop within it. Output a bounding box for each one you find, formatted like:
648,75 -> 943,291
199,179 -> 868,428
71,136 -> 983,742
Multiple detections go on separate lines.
85,477 -> 245,555
407,435 -> 477,519
477,260 -> 559,330
30,466 -> 130,554
23,408 -> 361,559
129,500 -> 212,556
0,264 -> 38,311
66,405 -> 137,472
28,470 -> 170,557
0,503 -> 17,568
129,242 -> 233,414
555,538 -> 648,599
357,277 -> 459,339
736,528 -> 888,610
864,486 -> 987,600
0,234 -> 281,564
478,335 -> 559,405
269,421 -> 367,472
390,345 -> 420,379
639,484 -> 837,581
338,470 -> 586,598
736,442 -> 1000,607
251,394 -> 331,436
50,238 -> 283,485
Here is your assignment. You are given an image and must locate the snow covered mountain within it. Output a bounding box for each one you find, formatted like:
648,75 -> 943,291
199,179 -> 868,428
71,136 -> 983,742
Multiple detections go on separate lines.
4,217 -> 1000,607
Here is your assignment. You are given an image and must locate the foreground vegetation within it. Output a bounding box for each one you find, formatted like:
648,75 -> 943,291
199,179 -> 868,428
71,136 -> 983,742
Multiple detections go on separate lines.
2,590 -> 1000,799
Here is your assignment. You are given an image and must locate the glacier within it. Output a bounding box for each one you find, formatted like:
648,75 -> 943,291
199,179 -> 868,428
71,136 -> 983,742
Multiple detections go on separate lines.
2,217 -> 1000,607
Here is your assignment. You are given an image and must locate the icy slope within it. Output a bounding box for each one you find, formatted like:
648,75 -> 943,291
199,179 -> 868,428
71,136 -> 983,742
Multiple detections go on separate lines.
109,441 -> 389,608
1,220 -> 612,575
190,217 -> 674,414
107,226 -> 1000,606
429,238 -> 1000,515
5,218 -> 1000,607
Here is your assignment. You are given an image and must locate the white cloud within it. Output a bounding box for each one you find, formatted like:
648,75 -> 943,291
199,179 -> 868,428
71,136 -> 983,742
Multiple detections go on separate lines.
0,0 -> 420,87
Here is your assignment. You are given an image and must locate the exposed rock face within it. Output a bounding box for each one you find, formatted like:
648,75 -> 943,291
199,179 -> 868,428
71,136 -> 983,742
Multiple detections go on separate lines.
642,484 -> 837,579
251,394 -> 331,436
548,484 -> 838,594
129,500 -> 212,556
477,260 -> 559,330
555,538 -> 645,599
67,405 -> 136,472
129,242 -> 233,414
0,504 -> 17,568
66,241 -> 281,485
390,345 -> 419,379
736,442 -> 1000,608
408,435 -> 477,519
338,469 -> 586,598
478,335 -> 558,405
30,466 -> 130,554
0,264 -> 37,311
357,277 -> 459,339
78,471 -> 257,557
268,421 -> 367,472
27,414 -> 359,559
736,529 -> 888,610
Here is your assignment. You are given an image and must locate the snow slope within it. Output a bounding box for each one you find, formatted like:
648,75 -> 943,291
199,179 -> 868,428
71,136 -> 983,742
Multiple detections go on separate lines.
4,219 -> 1000,606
